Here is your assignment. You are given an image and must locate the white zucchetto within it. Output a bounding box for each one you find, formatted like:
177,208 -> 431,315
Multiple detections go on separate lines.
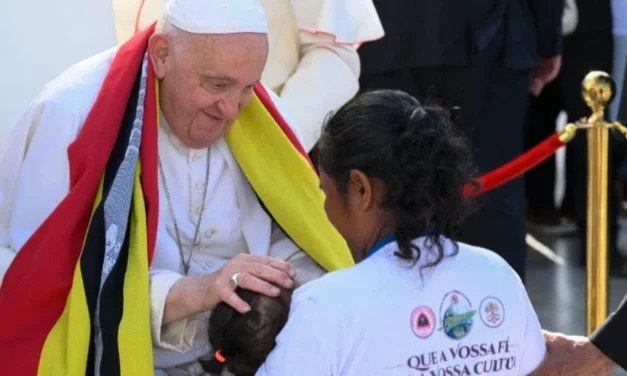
164,0 -> 268,34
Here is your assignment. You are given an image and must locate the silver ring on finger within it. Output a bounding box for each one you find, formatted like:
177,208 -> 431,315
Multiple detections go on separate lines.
231,273 -> 241,289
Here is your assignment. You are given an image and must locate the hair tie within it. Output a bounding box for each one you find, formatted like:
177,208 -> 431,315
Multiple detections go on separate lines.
215,349 -> 226,363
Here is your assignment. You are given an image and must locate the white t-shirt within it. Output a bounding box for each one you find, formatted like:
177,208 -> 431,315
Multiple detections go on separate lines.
256,237 -> 546,376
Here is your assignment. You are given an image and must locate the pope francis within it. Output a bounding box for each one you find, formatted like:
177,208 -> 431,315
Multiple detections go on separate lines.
0,0 -> 353,375
113,0 -> 384,151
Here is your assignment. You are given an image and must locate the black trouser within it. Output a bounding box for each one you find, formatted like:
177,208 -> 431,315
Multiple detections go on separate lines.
359,36 -> 530,281
524,79 -> 561,211
514,30 -> 623,267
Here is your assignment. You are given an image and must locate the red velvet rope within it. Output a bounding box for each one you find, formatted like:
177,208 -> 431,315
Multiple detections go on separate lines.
464,132 -> 566,197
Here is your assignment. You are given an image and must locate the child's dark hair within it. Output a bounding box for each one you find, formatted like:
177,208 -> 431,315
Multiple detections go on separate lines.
317,89 -> 479,268
201,288 -> 292,376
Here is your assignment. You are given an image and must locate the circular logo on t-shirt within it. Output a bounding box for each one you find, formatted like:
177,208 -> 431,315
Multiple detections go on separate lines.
410,306 -> 436,339
439,290 -> 476,340
479,296 -> 505,328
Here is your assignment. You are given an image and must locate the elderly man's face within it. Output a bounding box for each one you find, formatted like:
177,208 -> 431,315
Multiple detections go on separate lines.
151,32 -> 268,149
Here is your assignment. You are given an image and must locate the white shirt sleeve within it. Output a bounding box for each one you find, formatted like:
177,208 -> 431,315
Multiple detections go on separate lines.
263,84 -> 305,146
149,269 -> 196,352
515,275 -> 547,374
0,105 -> 52,283
5,101 -> 75,253
0,100 -> 79,286
255,294 -> 334,376
277,32 -> 360,152
275,0 -> 384,152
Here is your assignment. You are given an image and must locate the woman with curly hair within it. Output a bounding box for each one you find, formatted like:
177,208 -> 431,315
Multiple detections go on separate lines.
202,89 -> 547,376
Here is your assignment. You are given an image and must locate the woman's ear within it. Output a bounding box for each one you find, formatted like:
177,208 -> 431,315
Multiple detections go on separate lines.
348,169 -> 374,210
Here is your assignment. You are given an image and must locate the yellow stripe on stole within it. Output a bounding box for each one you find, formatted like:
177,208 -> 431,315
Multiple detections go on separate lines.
38,182 -> 104,376
117,160 -> 153,374
225,94 -> 354,271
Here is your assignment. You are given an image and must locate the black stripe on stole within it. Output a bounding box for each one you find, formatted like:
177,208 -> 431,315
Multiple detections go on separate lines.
80,68 -> 142,376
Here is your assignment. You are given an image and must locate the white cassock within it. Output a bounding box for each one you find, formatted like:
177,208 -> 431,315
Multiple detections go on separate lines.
0,46 -> 325,376
112,0 -> 384,151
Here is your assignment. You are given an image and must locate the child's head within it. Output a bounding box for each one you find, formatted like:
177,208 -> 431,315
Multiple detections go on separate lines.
201,287 -> 293,376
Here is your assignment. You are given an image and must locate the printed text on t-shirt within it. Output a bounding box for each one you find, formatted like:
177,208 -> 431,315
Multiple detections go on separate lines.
407,338 -> 515,375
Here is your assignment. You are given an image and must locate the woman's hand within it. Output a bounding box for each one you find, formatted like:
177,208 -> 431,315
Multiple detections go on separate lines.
162,254 -> 296,324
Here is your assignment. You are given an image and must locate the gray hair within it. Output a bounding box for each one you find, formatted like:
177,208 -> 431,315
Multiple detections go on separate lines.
154,17 -> 191,55
155,17 -> 184,37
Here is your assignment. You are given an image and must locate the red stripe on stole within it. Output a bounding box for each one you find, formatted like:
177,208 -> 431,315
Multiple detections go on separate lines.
141,60 -> 159,264
0,25 -> 157,374
253,84 -> 316,171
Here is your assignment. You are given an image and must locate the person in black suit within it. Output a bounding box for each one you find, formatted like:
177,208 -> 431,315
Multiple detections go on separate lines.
524,0 -> 627,275
538,57 -> 627,369
356,0 -> 563,281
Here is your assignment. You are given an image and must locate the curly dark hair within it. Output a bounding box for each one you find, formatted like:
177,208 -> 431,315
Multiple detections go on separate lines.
317,89 -> 479,268
200,288 -> 292,376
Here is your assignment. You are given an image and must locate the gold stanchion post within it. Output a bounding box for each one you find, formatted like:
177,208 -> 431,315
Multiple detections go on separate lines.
579,71 -> 615,334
